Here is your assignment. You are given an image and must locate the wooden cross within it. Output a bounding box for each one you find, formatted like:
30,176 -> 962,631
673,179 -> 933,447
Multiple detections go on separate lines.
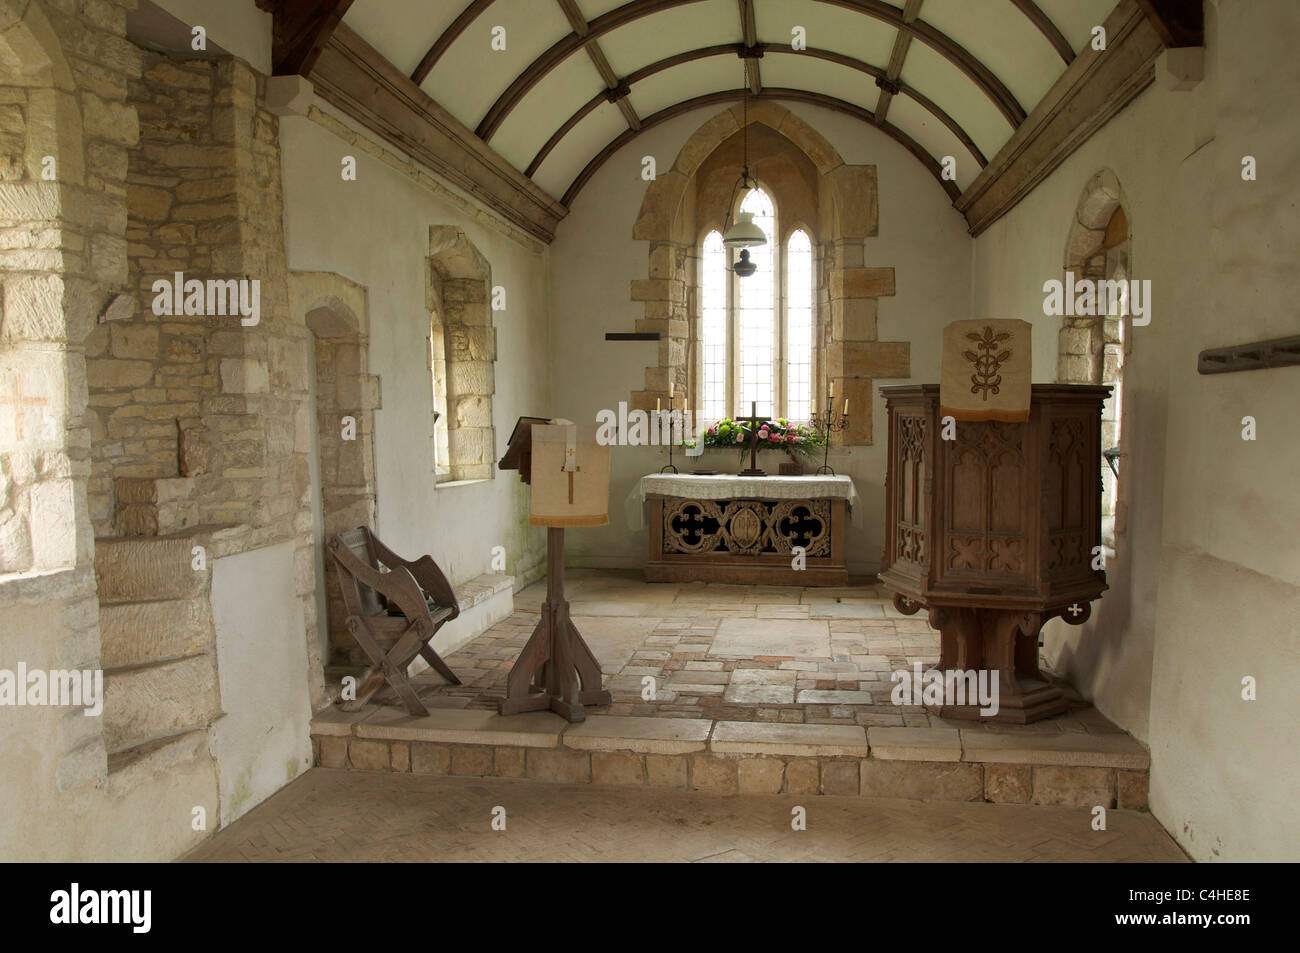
733,401 -> 770,476
562,444 -> 580,503
0,373 -> 49,442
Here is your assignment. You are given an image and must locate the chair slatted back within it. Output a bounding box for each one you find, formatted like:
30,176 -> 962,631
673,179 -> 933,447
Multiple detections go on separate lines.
335,527 -> 385,618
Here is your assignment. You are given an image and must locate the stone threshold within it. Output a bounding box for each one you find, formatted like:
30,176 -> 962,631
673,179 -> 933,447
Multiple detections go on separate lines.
311,709 -> 1151,809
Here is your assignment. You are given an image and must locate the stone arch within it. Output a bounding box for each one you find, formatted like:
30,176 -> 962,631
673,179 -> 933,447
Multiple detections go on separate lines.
427,226 -> 495,483
0,1 -> 91,577
1058,169 -> 1131,550
628,101 -> 901,445
1,0 -> 132,807
290,271 -> 379,667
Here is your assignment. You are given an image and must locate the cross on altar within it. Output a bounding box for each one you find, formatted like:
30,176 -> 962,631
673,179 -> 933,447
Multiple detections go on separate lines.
734,401 -> 770,476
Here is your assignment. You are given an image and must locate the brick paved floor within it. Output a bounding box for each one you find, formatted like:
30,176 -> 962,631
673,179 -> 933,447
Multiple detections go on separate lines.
370,570 -> 1124,735
184,768 -> 1187,862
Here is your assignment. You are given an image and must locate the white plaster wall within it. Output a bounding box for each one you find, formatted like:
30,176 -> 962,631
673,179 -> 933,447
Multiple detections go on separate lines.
278,107 -> 549,590
971,0 -> 1300,861
210,541 -> 313,825
549,101 -> 971,574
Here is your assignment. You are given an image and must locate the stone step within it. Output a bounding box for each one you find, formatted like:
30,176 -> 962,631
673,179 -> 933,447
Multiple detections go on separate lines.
309,709 -> 1152,810
94,532 -> 210,603
106,726 -> 210,776
99,596 -> 214,668
102,654 -> 222,753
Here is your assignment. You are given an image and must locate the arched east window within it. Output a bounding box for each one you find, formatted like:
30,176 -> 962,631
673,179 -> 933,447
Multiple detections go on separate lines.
698,187 -> 814,422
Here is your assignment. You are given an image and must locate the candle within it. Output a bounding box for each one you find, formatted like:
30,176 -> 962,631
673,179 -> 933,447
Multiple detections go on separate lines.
843,398 -> 849,415
656,397 -> 661,412
829,380 -> 835,398
669,381 -> 674,397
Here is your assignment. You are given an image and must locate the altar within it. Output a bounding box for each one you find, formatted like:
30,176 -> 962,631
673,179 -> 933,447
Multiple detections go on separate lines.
629,473 -> 858,586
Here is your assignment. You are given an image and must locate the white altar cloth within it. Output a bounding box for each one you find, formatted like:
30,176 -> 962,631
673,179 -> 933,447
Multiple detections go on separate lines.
625,473 -> 861,531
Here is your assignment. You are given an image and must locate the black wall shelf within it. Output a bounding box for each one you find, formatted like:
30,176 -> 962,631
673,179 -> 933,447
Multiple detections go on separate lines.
1198,335 -> 1300,374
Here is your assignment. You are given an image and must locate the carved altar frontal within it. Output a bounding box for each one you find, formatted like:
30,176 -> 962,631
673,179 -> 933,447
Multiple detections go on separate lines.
878,384 -> 1112,723
640,475 -> 853,586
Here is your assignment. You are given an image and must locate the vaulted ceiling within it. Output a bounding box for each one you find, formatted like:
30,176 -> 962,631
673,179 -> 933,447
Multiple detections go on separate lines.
345,0 -> 1113,202
274,0 -> 1186,241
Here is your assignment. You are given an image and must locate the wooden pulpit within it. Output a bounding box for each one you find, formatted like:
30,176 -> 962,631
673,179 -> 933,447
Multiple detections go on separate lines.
498,417 -> 612,722
878,384 -> 1111,723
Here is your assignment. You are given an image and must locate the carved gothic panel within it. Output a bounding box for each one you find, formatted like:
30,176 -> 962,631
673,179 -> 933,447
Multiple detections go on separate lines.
662,498 -> 831,557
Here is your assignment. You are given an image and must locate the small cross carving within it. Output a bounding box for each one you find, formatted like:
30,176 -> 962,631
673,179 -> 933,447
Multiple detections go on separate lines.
0,374 -> 49,442
1067,603 -> 1083,618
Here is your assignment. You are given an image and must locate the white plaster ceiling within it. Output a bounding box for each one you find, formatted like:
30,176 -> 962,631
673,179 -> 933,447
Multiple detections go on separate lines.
341,0 -> 1119,206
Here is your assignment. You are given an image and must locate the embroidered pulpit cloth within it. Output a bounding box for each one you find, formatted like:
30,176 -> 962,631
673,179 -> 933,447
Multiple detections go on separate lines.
940,319 -> 1033,422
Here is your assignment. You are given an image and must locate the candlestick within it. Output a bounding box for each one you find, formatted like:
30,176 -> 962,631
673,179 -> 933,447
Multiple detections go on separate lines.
813,399 -> 851,476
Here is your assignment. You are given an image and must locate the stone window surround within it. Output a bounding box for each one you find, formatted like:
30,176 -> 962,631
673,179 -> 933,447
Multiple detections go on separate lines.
426,226 -> 495,486
1058,169 -> 1132,551
627,101 -> 908,446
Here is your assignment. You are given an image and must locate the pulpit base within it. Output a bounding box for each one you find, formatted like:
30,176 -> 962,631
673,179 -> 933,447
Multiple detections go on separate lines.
921,603 -> 1075,725
927,679 -> 1068,725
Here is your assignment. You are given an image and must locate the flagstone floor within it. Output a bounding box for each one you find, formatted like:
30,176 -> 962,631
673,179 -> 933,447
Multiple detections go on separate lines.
380,570 -> 1120,735
184,768 -> 1187,863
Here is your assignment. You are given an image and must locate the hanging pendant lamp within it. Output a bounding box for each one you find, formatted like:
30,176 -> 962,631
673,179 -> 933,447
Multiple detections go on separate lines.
722,68 -> 766,273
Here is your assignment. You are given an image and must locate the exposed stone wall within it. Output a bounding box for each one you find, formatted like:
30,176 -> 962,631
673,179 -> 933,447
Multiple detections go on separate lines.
86,53 -> 304,542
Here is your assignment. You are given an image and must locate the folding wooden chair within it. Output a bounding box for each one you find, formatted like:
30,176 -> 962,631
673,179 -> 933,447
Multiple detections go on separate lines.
326,527 -> 461,716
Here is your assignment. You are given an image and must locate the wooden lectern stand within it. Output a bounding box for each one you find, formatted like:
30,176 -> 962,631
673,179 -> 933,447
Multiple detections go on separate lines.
878,384 -> 1111,723
498,418 -> 612,722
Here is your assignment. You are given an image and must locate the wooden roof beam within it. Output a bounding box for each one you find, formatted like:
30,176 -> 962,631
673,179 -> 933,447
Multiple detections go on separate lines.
739,0 -> 761,94
1009,0 -> 1075,64
479,0 -> 1025,142
557,0 -> 641,131
412,0 -> 497,86
525,42 -> 987,178
1134,0 -> 1203,47
561,87 -> 961,207
258,0 -> 356,76
874,0 -> 922,124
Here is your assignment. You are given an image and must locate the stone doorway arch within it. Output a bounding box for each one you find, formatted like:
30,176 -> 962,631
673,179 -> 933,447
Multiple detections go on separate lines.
290,271 -> 380,666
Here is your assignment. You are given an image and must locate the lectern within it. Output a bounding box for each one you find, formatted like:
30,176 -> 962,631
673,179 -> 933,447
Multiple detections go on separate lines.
878,384 -> 1111,723
498,417 -> 612,722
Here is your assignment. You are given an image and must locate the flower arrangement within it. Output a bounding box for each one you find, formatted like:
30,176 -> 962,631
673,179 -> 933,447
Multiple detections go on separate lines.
692,417 -> 825,458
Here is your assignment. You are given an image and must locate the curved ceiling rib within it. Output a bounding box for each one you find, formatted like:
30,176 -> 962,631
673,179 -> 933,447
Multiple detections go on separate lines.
526,43 -> 987,178
411,0 -> 497,85
1009,0 -> 1075,65
561,87 -> 961,208
477,0 -> 1026,143
816,1 -> 1026,126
